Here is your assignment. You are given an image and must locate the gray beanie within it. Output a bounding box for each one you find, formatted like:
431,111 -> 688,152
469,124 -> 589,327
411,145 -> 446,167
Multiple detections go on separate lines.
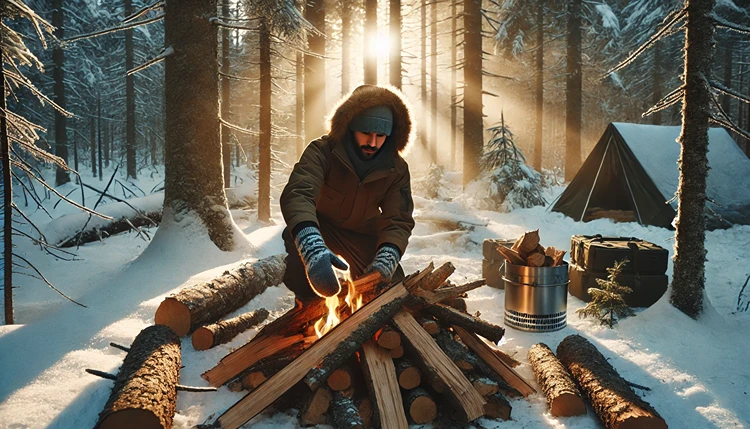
349,105 -> 393,136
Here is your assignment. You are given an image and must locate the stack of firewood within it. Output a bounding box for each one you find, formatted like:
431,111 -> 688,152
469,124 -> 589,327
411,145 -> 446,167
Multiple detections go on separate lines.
494,229 -> 566,268
199,262 -> 536,429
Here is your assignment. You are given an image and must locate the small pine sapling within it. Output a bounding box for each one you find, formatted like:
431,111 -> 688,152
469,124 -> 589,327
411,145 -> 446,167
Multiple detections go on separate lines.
480,112 -> 546,211
576,259 -> 635,328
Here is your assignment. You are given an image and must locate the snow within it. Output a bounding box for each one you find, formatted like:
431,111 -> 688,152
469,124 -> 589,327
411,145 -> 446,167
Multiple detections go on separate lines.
2,169 -> 750,429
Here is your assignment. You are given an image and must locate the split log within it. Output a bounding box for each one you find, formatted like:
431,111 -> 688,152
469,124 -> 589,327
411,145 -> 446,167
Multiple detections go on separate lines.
192,308 -> 270,350
421,262 -> 456,291
483,392 -> 512,420
492,348 -> 521,368
545,246 -> 567,266
202,334 -> 305,387
360,339 -> 409,429
495,245 -> 525,266
452,325 -> 536,397
215,281 -> 412,429
375,325 -> 402,350
299,387 -> 332,426
410,280 -> 486,309
390,345 -> 404,359
403,387 -> 438,424
394,358 -> 422,390
527,252 -> 547,267
94,325 -> 180,429
557,335 -> 667,429
471,376 -> 499,397
155,254 -> 286,336
439,297 -> 468,313
424,304 -> 505,344
511,229 -> 540,257
392,310 -> 486,422
328,364 -> 354,392
331,391 -> 365,429
528,343 -> 586,417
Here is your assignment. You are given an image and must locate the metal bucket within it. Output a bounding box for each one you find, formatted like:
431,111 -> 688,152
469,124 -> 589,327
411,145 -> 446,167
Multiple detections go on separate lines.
502,261 -> 569,332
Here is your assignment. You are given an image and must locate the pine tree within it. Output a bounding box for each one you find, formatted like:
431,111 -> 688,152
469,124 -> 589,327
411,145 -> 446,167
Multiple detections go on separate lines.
481,113 -> 546,211
576,259 -> 635,328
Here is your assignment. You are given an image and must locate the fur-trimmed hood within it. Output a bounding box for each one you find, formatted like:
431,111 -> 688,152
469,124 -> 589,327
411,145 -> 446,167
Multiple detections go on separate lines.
326,85 -> 415,155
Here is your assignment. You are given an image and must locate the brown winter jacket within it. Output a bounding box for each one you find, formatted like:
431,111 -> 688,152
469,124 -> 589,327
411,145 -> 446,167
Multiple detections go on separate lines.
280,85 -> 415,255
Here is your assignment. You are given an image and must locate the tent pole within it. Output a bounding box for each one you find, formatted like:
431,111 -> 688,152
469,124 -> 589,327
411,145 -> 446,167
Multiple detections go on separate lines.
580,137 -> 611,221
615,143 -> 644,225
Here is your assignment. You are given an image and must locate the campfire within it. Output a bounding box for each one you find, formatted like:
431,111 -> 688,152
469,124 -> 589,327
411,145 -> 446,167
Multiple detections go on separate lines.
200,261 -> 536,429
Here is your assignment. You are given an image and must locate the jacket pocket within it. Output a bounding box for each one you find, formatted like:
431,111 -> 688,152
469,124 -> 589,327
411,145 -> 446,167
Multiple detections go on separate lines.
317,184 -> 346,221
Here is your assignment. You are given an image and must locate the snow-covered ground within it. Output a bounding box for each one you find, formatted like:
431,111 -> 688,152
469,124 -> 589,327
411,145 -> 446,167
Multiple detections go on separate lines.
1,166 -> 749,429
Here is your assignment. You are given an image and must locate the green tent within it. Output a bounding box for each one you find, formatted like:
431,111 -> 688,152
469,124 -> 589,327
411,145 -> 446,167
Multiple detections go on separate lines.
551,122 -> 750,229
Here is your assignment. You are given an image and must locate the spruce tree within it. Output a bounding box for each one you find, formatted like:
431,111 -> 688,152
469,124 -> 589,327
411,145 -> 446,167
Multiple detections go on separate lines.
576,259 -> 635,328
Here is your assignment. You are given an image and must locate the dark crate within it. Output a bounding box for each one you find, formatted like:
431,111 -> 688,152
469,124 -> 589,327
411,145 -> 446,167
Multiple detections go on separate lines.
570,235 -> 668,275
568,262 -> 668,308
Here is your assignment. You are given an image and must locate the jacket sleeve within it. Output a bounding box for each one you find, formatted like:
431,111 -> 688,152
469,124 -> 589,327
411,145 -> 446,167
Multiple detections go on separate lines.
280,140 -> 329,235
377,160 -> 415,255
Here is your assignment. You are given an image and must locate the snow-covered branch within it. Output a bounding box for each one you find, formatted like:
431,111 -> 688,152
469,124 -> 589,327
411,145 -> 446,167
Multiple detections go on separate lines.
63,13 -> 164,44
127,46 -> 173,76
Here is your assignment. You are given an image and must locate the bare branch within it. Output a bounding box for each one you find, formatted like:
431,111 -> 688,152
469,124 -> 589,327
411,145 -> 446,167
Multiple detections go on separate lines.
12,254 -> 87,307
642,85 -> 685,117
123,0 -> 164,23
220,118 -> 258,135
713,14 -> 750,34
709,79 -> 750,105
63,13 -> 165,44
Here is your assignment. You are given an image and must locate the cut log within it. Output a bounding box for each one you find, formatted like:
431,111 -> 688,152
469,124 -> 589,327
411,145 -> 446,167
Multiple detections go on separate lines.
392,310 -> 486,422
331,391 -> 365,429
375,325 -> 402,350
299,387 -> 332,426
528,343 -> 586,417
360,339 -> 409,429
495,245 -> 526,266
215,281 -> 411,429
192,308 -> 270,350
354,397 -> 373,429
327,364 -> 354,392
452,325 -> 536,397
511,229 -> 540,257
94,325 -> 181,429
483,392 -> 512,420
557,335 -> 667,429
471,376 -> 499,397
424,304 -> 505,344
394,358 -> 422,390
421,262 -> 456,291
155,254 -> 286,336
417,315 -> 440,335
390,345 -> 404,359
403,387 -> 438,424
439,297 -> 468,313
202,334 -> 305,387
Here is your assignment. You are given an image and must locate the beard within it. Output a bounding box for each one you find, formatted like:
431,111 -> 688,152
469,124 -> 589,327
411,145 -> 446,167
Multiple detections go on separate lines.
359,146 -> 378,159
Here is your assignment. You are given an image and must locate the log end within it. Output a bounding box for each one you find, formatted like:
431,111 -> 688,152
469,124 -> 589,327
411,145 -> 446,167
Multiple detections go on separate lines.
409,396 -> 438,424
97,408 -> 163,429
390,345 -> 404,359
376,330 -> 401,350
191,328 -> 215,351
550,393 -> 587,417
398,367 -> 422,390
155,298 -> 191,337
327,369 -> 352,391
618,415 -> 668,429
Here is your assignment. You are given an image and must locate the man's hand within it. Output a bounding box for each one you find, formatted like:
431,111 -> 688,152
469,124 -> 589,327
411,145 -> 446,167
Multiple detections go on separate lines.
365,244 -> 401,280
295,227 -> 348,297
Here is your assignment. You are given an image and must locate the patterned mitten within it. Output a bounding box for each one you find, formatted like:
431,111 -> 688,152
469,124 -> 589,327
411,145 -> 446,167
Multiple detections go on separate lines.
295,227 -> 348,297
365,244 -> 401,280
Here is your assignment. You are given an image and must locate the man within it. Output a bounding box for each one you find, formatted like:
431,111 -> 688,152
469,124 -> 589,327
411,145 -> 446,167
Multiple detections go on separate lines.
280,85 -> 415,300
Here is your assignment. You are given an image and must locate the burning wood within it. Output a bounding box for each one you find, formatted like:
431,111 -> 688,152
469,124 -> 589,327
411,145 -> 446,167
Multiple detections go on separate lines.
203,261 -> 534,429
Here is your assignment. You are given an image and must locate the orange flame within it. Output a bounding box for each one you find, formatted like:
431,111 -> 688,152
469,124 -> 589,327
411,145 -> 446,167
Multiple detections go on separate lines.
314,257 -> 363,338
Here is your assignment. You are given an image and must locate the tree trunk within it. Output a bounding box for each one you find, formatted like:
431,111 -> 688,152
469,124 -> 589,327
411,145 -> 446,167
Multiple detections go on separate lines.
221,0 -> 232,186
450,0 -> 457,169
1,56 -> 13,324
565,0 -> 582,181
192,308 -> 270,350
125,0 -> 137,179
533,0 -> 544,171
722,41 -> 733,116
296,50 -> 304,159
652,43 -> 662,125
527,343 -> 586,417
463,0 -> 483,186
58,209 -> 162,248
104,120 -> 110,168
258,22 -> 272,222
163,0 -> 235,250
670,0 -> 715,318
364,0 -> 378,84
97,94 -> 103,180
304,0 -> 325,143
90,116 -> 97,176
557,335 -> 667,429
431,0 -> 438,159
155,254 -> 285,336
390,0 -> 402,89
52,0 -> 69,186
94,325 -> 181,429
341,1 -> 351,94
421,0 -> 429,160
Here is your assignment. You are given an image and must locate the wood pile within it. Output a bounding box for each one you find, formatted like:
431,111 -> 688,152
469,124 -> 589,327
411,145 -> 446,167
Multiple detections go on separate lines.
493,229 -> 567,268
202,262 -> 536,429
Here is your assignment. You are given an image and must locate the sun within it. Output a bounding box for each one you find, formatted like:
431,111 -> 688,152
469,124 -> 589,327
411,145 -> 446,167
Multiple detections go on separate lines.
368,33 -> 390,58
